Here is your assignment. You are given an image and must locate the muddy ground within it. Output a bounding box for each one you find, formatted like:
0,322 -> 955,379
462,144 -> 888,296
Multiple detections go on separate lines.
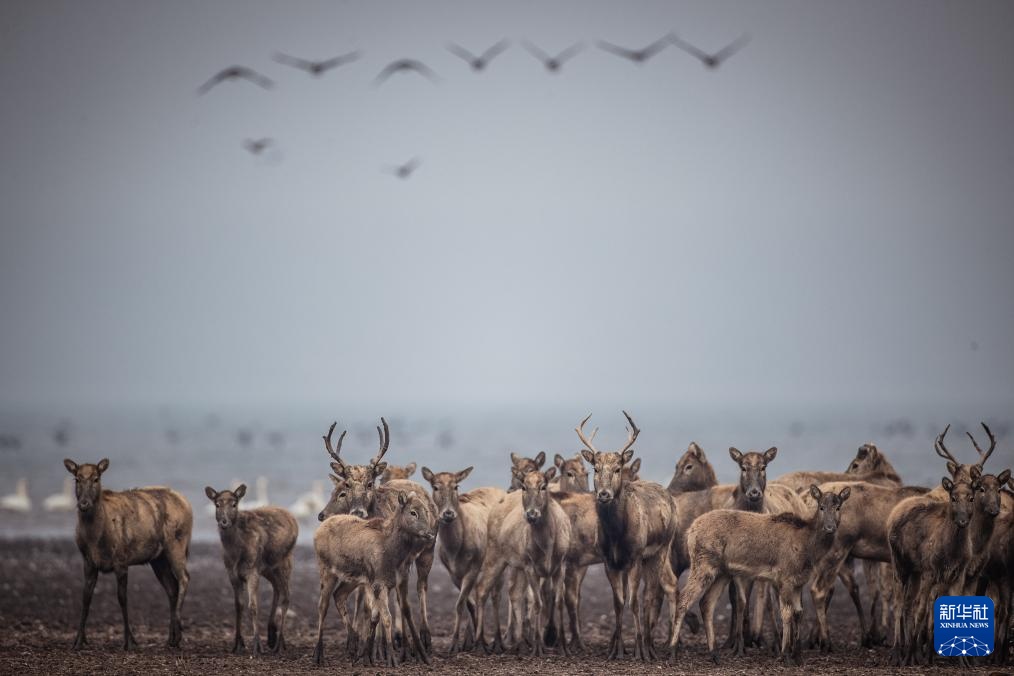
0,538 -> 1007,675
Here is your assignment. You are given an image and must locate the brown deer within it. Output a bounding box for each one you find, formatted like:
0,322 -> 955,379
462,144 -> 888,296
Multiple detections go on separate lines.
975,471 -> 1013,664
509,451 -> 546,490
887,476 -> 976,665
380,463 -> 417,483
204,484 -> 298,654
472,467 -> 572,657
773,443 -> 902,493
420,465 -> 507,655
666,442 -> 718,495
578,411 -> 681,661
929,423 -> 996,499
319,419 -> 437,655
672,485 -> 852,665
63,458 -> 192,650
313,491 -> 436,667
554,453 -> 590,492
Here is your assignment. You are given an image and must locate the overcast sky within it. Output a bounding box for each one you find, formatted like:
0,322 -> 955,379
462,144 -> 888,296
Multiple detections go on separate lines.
1,0 -> 1013,414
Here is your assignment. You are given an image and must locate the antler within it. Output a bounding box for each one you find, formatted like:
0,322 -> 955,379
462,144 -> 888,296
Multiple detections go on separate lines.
323,422 -> 348,464
967,422 -> 996,467
370,417 -> 390,467
934,424 -> 957,464
575,414 -> 600,453
618,410 -> 640,455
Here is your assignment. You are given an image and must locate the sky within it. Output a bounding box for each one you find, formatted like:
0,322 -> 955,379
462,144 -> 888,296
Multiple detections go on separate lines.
1,0 -> 1013,416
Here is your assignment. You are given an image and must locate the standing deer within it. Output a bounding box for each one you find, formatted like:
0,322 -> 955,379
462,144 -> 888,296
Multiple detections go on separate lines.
420,465 -> 506,655
666,442 -> 718,494
204,484 -> 298,654
63,458 -> 192,650
473,467 -> 572,657
313,492 -> 436,667
673,485 -> 851,665
578,411 -> 681,661
928,423 -> 995,498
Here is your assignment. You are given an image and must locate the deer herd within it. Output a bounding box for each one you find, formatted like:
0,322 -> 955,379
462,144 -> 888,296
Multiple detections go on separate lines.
60,413 -> 1012,667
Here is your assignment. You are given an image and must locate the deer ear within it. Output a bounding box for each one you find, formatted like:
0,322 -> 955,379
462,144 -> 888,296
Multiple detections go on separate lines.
96,458 -> 110,474
629,458 -> 641,476
729,448 -> 743,464
373,462 -> 388,477
809,484 -> 822,501
328,474 -> 343,488
398,492 -> 407,507
941,476 -> 954,492
205,486 -> 218,501
534,451 -> 546,468
234,484 -> 247,500
866,445 -> 879,460
456,466 -> 474,483
970,466 -> 982,481
554,454 -> 565,468
63,459 -> 78,475
544,467 -> 557,482
621,448 -> 634,465
763,447 -> 778,464
331,461 -> 348,477
581,450 -> 595,465
404,462 -> 416,477
510,452 -> 522,466
998,469 -> 1011,486
421,467 -> 435,484
838,486 -> 851,502
855,444 -> 870,459
946,461 -> 959,477
688,442 -> 702,458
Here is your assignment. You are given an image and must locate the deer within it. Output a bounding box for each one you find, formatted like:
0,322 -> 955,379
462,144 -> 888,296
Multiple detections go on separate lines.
313,491 -> 437,667
63,458 -> 192,651
472,466 -> 572,657
380,463 -> 417,483
974,471 -> 1013,664
929,422 -> 996,499
773,443 -> 902,493
319,419 -> 437,657
509,451 -> 546,490
666,442 -> 718,495
420,465 -> 507,655
554,453 -> 590,492
204,484 -> 298,654
886,476 -> 976,665
577,411 -> 681,661
673,485 -> 851,665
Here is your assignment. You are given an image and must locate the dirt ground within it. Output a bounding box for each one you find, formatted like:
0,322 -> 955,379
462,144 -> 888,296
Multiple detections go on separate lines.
0,538 -> 1008,675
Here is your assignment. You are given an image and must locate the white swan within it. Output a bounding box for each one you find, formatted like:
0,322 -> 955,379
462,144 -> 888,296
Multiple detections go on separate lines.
242,476 -> 270,510
43,477 -> 75,512
1,478 -> 31,512
289,480 -> 326,520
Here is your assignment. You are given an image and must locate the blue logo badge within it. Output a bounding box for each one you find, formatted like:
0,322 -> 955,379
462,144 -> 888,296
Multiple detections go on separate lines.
934,596 -> 994,657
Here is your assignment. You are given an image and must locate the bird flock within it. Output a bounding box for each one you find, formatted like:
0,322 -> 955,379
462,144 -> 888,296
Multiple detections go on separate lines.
196,32 -> 751,174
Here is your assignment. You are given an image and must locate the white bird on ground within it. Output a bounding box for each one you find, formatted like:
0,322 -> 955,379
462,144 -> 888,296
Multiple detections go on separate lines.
1,478 -> 31,512
43,477 -> 75,512
289,480 -> 326,520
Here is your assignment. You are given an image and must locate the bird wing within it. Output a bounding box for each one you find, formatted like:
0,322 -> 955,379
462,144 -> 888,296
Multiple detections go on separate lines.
374,62 -> 402,84
522,41 -> 552,64
236,67 -> 274,89
554,42 -> 585,64
197,69 -> 230,95
669,35 -> 710,62
446,42 -> 478,63
403,157 -> 421,172
711,33 -> 751,64
274,52 -> 313,71
639,35 -> 671,60
480,38 -> 511,62
597,40 -> 639,60
405,60 -> 439,82
320,50 -> 362,70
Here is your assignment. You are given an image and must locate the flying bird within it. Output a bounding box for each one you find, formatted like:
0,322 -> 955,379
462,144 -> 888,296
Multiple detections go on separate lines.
522,41 -> 584,72
596,35 -> 671,64
446,39 -> 511,71
385,157 -> 421,180
197,66 -> 274,95
669,33 -> 751,69
273,50 -> 362,76
374,59 -> 439,85
242,138 -> 273,155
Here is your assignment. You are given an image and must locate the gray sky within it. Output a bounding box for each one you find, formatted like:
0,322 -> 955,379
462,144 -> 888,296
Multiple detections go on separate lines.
1,0 -> 1013,413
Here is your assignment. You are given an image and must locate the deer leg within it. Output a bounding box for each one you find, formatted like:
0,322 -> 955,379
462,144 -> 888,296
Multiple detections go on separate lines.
604,566 -> 626,660
731,577 -> 749,657
700,575 -> 728,663
653,549 -> 680,662
449,569 -> 477,656
776,588 -> 798,665
397,570 -> 429,664
313,573 -> 339,666
489,575 -> 504,654
541,576 -> 556,648
839,564 -> 866,652
150,555 -> 180,649
508,567 -> 529,652
474,556 -> 508,654
114,568 -> 138,650
528,570 -> 546,658
72,562 -> 98,650
373,585 -> 398,668
670,563 -> 714,660
554,566 -> 570,656
243,573 -> 262,655
749,579 -> 772,650
722,578 -> 739,649
166,545 -> 189,648
564,566 -> 586,653
265,573 -> 280,651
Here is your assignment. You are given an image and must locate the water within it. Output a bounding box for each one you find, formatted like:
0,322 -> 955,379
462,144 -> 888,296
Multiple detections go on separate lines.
0,404 -> 1009,542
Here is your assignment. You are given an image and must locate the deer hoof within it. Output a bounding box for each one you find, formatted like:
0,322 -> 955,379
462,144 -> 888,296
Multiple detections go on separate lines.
312,641 -> 324,666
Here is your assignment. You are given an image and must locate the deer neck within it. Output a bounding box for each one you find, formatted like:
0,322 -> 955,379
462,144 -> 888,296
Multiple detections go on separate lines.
805,514 -> 838,563
968,502 -> 996,553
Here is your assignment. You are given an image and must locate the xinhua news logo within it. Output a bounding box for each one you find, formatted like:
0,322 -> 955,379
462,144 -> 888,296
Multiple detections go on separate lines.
934,596 -> 994,657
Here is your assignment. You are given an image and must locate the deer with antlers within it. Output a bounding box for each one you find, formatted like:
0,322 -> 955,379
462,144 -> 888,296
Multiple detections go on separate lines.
929,422 -> 996,498
578,411 -> 681,661
319,419 -> 437,660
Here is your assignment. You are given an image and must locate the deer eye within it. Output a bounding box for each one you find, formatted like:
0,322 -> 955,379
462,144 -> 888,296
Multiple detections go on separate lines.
685,465 -> 693,473
410,510 -> 418,517
567,472 -> 575,478
339,491 -> 347,498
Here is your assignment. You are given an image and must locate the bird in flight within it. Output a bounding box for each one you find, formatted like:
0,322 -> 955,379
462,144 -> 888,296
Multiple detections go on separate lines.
522,41 -> 584,72
374,59 -> 439,85
197,66 -> 274,95
596,35 -> 671,64
242,138 -> 273,155
669,33 -> 751,69
446,39 -> 511,71
273,50 -> 362,76
385,157 -> 421,180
